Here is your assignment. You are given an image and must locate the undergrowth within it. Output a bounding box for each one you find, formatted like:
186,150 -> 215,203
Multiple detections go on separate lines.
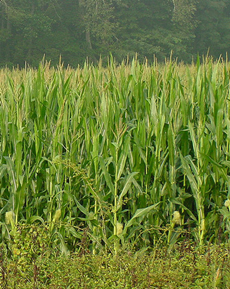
0,224 -> 230,288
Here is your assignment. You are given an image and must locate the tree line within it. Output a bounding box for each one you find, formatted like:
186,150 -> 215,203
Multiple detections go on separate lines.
0,0 -> 230,67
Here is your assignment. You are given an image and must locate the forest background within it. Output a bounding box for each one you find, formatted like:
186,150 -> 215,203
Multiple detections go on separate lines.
0,0 -> 230,67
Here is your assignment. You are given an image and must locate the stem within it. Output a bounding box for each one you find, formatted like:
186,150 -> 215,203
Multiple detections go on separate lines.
114,145 -> 119,255
92,200 -> 97,255
168,222 -> 175,244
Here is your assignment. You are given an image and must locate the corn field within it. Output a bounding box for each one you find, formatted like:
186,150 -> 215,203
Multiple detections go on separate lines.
1,57 -> 230,253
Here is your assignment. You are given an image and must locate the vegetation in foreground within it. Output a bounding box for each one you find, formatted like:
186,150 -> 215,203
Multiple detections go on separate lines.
0,226 -> 230,289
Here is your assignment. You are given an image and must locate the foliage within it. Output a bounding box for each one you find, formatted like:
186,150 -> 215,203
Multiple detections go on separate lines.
1,242 -> 230,288
195,0 -> 230,57
1,58 -> 230,254
0,0 -> 229,66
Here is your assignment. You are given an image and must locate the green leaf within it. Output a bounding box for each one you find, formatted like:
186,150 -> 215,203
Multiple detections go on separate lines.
117,151 -> 127,181
99,156 -> 115,194
73,197 -> 89,217
171,199 -> 197,221
117,172 -> 138,211
68,227 -> 82,239
180,153 -> 198,194
125,202 -> 160,230
28,216 -> 45,225
0,164 -> 7,178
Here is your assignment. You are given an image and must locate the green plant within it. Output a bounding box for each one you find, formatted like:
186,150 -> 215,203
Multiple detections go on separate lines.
0,57 -> 230,252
